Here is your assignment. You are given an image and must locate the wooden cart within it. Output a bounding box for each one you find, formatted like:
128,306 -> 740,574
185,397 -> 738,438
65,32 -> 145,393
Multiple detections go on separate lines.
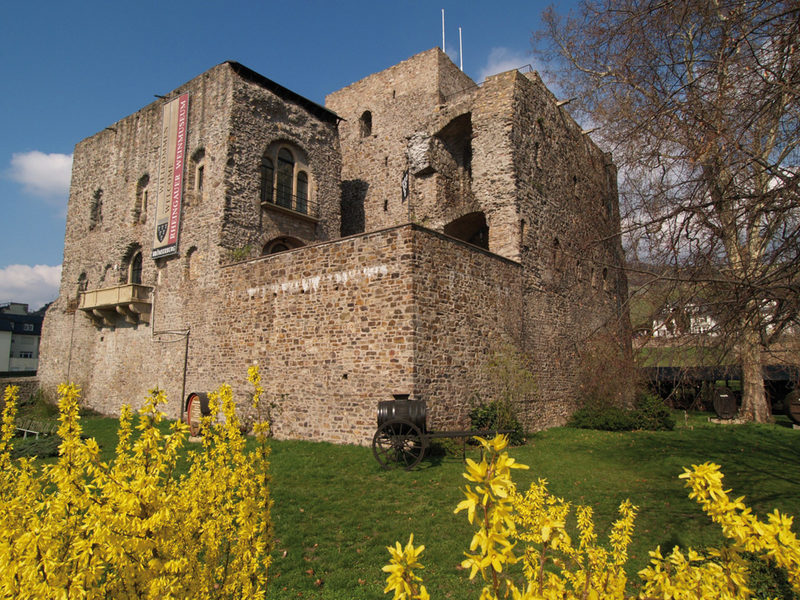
371,398 -> 511,470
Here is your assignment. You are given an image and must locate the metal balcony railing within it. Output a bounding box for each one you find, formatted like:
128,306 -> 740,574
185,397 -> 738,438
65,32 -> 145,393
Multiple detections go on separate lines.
260,192 -> 319,220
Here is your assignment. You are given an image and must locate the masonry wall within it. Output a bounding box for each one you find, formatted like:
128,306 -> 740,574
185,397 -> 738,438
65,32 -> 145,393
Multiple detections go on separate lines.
221,70 -> 341,255
212,226 -> 415,444
0,377 -> 39,404
39,62 -> 344,417
410,229 -> 525,429
511,71 -> 631,419
39,53 -> 632,442
207,224 -> 529,444
326,48 -> 475,236
39,63 -> 237,414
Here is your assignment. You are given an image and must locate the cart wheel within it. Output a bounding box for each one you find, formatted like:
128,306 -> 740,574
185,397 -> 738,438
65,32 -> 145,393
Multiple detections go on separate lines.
372,419 -> 427,470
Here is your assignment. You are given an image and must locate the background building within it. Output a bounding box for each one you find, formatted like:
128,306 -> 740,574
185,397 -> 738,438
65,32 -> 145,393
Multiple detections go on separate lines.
0,302 -> 44,374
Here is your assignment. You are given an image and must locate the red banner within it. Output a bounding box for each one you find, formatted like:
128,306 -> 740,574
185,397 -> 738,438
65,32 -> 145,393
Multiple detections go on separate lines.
153,93 -> 189,259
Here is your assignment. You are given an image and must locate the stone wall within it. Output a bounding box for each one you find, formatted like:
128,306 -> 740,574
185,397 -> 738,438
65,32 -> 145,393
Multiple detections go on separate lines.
214,226 -> 416,443
211,224 -> 526,444
327,48 -> 475,236
39,63 -> 237,415
40,222 -> 530,445
410,230 -> 524,429
38,52 -> 632,444
222,66 -> 341,255
39,62 -> 345,418
0,377 -> 39,405
511,70 -> 630,420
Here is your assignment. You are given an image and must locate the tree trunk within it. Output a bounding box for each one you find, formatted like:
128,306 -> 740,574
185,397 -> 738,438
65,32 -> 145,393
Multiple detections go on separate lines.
739,329 -> 770,422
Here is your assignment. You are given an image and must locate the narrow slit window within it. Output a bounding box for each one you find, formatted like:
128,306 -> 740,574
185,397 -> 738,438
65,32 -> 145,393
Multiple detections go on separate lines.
360,111 -> 372,137
130,252 -> 143,285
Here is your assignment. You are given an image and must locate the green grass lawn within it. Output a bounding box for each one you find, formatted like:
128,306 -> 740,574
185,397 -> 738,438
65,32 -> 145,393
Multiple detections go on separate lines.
9,408 -> 800,600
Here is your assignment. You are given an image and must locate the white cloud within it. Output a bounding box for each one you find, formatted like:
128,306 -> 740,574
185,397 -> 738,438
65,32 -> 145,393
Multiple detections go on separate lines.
8,151 -> 72,201
0,264 -> 62,311
445,44 -> 460,66
478,47 -> 535,82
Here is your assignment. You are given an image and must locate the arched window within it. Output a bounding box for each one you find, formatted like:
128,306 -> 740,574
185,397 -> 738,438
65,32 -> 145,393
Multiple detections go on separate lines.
268,241 -> 290,254
129,252 -> 143,285
552,238 -> 561,270
261,237 -> 304,255
185,246 -> 201,281
360,110 -> 372,137
276,149 -> 294,208
77,272 -> 88,294
260,143 -> 311,215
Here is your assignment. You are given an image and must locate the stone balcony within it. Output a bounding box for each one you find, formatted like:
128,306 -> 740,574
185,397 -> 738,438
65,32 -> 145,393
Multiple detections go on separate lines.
79,284 -> 152,327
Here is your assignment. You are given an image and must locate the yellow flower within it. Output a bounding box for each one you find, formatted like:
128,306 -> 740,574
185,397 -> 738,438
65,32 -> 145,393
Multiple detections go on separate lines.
382,534 -> 428,600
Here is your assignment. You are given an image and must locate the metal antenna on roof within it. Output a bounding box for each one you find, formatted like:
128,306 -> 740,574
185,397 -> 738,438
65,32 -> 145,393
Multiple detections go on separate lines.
459,27 -> 463,70
442,9 -> 445,51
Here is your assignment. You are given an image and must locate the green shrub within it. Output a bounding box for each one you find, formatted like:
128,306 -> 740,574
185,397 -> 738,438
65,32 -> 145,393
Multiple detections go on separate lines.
10,434 -> 61,459
468,400 -> 525,445
632,393 -> 675,430
567,406 -> 635,431
743,552 -> 799,600
568,394 -> 674,431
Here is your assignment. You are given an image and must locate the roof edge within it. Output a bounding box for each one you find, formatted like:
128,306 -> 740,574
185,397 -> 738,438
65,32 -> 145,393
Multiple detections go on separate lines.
224,61 -> 341,124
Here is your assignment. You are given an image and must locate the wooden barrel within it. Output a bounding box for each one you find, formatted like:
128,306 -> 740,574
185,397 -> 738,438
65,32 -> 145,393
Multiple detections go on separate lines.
712,386 -> 738,420
377,398 -> 427,432
185,392 -> 211,436
786,389 -> 800,425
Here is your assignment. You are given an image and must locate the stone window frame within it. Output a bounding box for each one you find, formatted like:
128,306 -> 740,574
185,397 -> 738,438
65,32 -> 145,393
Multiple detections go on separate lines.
121,244 -> 144,285
133,174 -> 149,224
187,147 -> 206,205
129,251 -> 143,285
260,142 -> 312,215
77,272 -> 88,295
183,246 -> 197,281
89,189 -> 103,231
359,110 -> 373,137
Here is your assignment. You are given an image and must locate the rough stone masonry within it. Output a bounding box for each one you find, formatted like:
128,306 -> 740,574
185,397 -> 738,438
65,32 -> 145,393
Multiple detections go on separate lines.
38,48 -> 630,444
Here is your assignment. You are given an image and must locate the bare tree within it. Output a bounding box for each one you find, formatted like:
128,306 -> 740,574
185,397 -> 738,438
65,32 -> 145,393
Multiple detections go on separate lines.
537,0 -> 800,421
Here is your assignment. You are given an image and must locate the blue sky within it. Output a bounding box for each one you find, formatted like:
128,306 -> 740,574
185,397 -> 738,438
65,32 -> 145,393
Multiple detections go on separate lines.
0,0 -> 568,309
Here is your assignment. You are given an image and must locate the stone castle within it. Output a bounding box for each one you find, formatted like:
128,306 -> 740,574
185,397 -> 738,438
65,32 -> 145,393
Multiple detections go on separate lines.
38,48 -> 629,444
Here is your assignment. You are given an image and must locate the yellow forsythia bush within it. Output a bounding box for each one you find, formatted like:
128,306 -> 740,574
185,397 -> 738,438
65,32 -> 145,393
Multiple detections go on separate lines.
0,366 -> 272,600
383,435 -> 800,600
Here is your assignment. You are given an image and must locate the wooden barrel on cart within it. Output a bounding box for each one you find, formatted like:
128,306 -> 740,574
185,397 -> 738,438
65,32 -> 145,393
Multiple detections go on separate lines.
377,397 -> 427,433
712,386 -> 738,420
786,389 -> 800,425
185,392 -> 211,436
